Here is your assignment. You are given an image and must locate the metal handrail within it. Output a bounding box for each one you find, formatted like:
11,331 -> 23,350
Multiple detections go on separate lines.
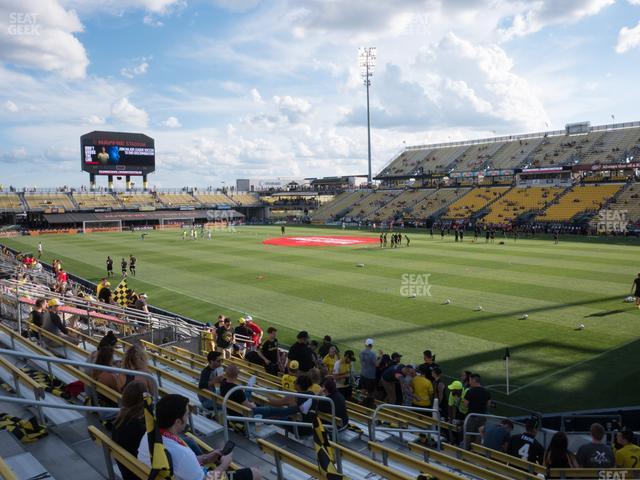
371,403 -> 442,449
0,395 -> 119,414
221,385 -> 338,444
0,347 -> 159,402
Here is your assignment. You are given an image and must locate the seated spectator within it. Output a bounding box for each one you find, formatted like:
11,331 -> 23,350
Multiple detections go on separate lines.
121,344 -> 157,396
508,418 -> 545,465
98,283 -> 113,303
132,293 -> 149,313
42,298 -> 79,345
281,360 -> 299,392
219,365 -> 256,416
87,331 -> 118,365
545,431 -> 578,469
308,368 -> 323,394
322,346 -> 340,375
30,298 -> 46,328
576,423 -> 614,468
318,377 -> 349,431
197,351 -> 224,410
614,429 -> 640,468
92,347 -> 125,395
112,381 -> 148,480
138,394 -> 261,480
481,419 -> 513,453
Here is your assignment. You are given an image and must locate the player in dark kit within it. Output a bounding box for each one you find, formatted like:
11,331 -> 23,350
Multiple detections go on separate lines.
405,234 -> 410,247
632,273 -> 640,309
106,256 -> 113,277
281,225 -> 285,235
121,258 -> 127,277
379,233 -> 384,248
129,255 -> 136,276
553,230 -> 559,244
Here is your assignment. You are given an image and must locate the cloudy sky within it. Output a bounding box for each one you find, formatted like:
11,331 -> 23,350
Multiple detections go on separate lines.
1,0 -> 639,188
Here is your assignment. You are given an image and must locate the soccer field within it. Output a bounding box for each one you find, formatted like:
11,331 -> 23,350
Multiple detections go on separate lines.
3,226 -> 639,414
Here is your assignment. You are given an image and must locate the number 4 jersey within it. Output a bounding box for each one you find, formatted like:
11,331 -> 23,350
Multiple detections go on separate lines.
508,433 -> 545,465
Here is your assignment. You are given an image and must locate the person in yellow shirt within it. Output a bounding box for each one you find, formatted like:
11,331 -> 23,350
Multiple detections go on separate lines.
281,360 -> 299,392
615,429 -> 640,468
333,350 -> 355,401
309,367 -> 323,394
412,367 -> 434,408
322,346 -> 340,374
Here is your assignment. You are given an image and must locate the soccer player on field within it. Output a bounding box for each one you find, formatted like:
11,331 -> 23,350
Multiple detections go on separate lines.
106,256 -> 113,277
129,254 -> 136,276
631,273 -> 640,309
121,258 -> 127,277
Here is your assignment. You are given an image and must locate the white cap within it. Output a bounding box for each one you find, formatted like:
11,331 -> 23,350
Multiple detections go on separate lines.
245,315 -> 253,322
365,338 -> 374,346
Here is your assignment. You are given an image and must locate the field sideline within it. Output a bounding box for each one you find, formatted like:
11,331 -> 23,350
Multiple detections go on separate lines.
3,226 -> 639,414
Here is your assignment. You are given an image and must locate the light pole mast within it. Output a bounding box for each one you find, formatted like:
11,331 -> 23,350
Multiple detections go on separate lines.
359,47 -> 376,185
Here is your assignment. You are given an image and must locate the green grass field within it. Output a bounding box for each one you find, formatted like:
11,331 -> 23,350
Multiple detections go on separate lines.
3,226 -> 639,415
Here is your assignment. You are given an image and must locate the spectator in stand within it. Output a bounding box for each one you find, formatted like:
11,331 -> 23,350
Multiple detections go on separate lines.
544,431 -> 578,469
244,316 -> 263,349
508,418 -> 545,465
431,367 -> 446,417
463,373 -> 491,448
42,298 -> 79,345
318,377 -> 349,432
401,365 -> 416,406
96,278 -> 110,297
197,351 -> 224,410
358,338 -> 378,402
418,350 -> 438,381
112,381 -> 148,480
120,344 -> 157,396
411,365 -> 434,409
87,331 -> 118,365
219,365 -> 257,416
375,353 -> 392,401
308,368 -> 323,394
481,419 -> 513,453
215,317 -> 234,359
380,359 -> 406,404
92,347 -> 125,395
576,423 -> 615,468
281,360 -> 299,392
257,327 -> 281,375
322,346 -> 340,375
447,380 -> 465,423
614,429 -> 640,468
318,335 -> 336,358
132,293 -> 149,313
30,298 -> 46,328
287,331 -> 315,372
461,370 -> 472,389
234,318 -> 254,353
309,340 -> 320,368
56,268 -> 68,289
138,394 -> 261,480
332,350 -> 355,401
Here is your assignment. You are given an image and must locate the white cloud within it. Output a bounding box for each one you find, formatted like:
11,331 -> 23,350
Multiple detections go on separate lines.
273,95 -> 312,123
250,88 -> 263,104
0,0 -> 88,79
161,116 -> 181,128
211,0 -> 261,12
143,15 -> 164,26
121,59 -> 150,78
87,115 -> 105,125
4,100 -> 18,113
110,97 -> 149,127
616,21 -> 640,53
500,0 -> 615,40
62,0 -> 183,15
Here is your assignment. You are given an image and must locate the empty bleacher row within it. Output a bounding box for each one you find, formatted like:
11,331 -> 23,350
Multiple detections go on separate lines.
377,124 -> 640,178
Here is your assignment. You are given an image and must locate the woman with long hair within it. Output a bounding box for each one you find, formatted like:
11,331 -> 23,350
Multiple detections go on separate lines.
120,343 -> 157,396
545,431 -> 578,468
93,346 -> 125,394
112,381 -> 148,480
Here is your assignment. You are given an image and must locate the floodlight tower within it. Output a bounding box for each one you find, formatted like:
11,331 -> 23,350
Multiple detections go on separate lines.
359,47 -> 376,184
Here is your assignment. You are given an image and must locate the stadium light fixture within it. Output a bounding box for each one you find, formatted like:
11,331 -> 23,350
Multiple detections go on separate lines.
359,46 -> 376,184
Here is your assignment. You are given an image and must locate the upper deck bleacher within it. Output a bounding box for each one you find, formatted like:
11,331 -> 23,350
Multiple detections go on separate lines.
23,193 -> 75,211
73,192 -> 122,210
0,193 -> 23,212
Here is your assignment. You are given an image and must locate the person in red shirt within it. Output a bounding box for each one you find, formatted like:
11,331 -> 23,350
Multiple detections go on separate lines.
57,269 -> 68,284
245,316 -> 263,349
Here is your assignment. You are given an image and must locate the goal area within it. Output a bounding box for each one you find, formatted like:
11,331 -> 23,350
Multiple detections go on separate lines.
158,217 -> 195,229
82,220 -> 122,234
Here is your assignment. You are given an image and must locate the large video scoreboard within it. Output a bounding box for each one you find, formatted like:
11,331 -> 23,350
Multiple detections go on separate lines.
81,131 -> 155,176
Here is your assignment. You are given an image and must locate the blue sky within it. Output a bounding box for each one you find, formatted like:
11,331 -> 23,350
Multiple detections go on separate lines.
1,0 -> 639,188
